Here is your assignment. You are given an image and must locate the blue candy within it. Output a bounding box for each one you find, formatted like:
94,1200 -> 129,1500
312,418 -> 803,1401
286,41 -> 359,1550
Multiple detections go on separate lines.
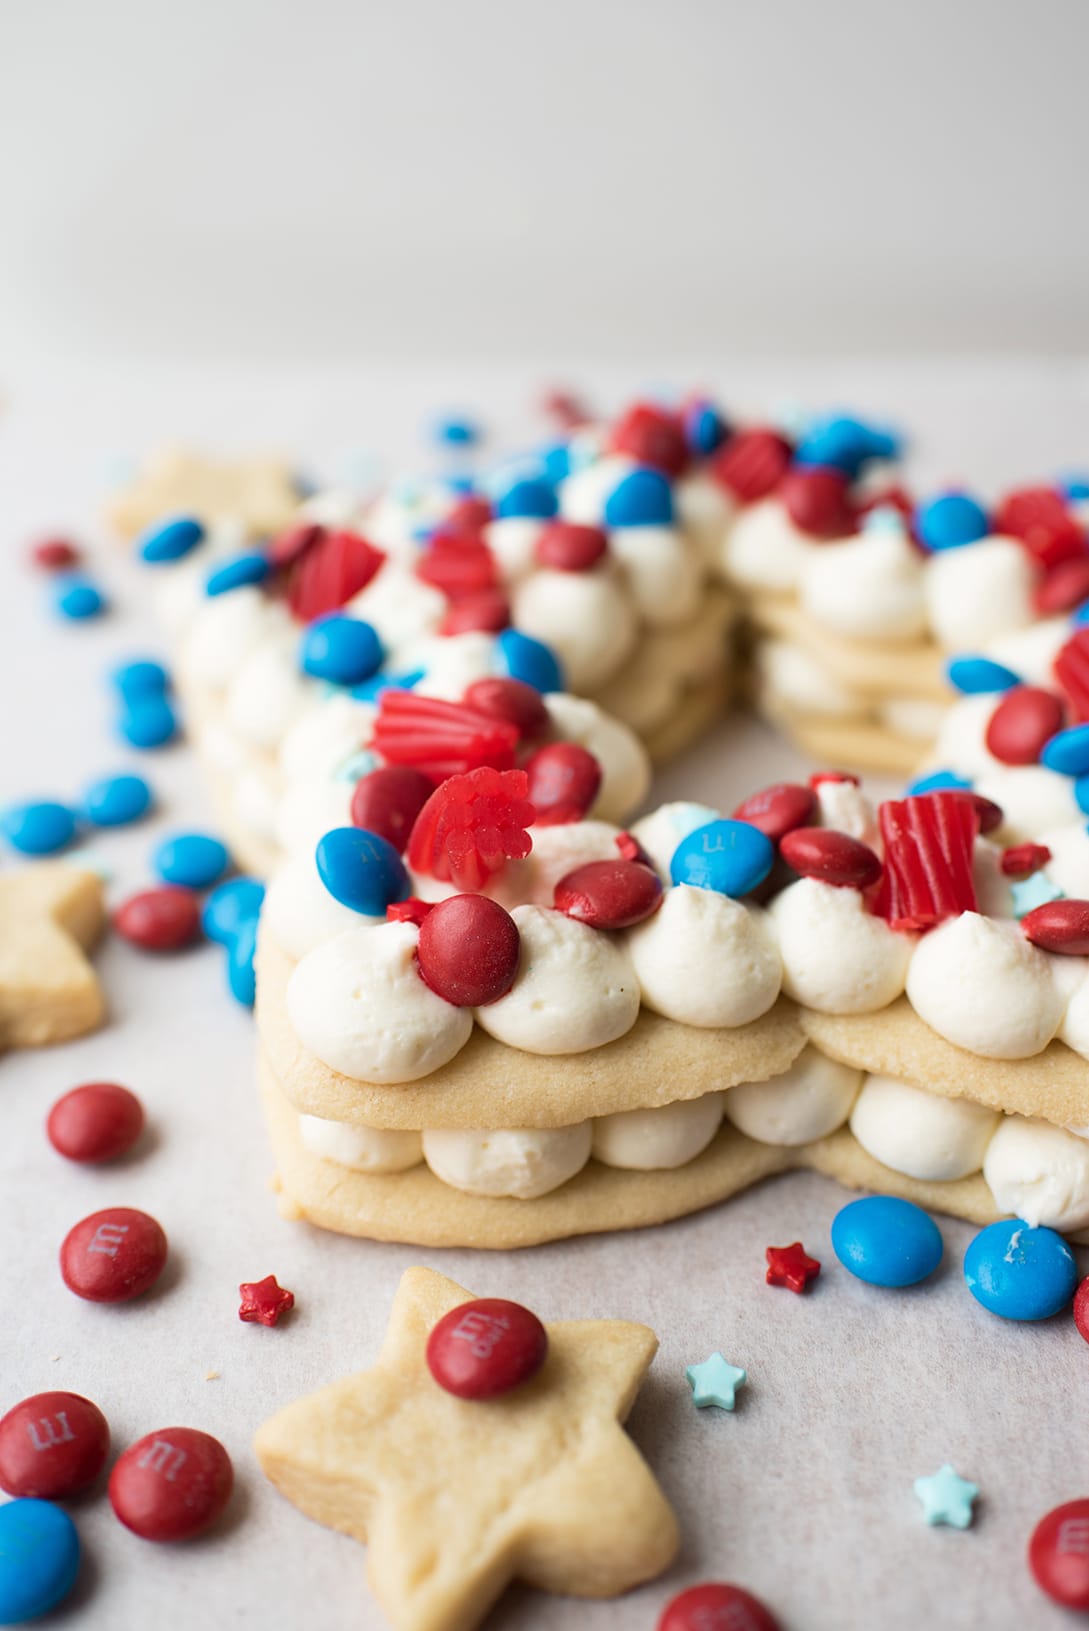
1073,600 -> 1089,626
494,628 -> 564,694
119,695 -> 178,749
139,515 -> 205,563
205,551 -> 271,597
945,656 -> 1021,695
831,1195 -> 944,1288
315,827 -> 409,915
350,668 -> 424,703
0,801 -> 77,856
227,915 -> 259,1006
112,658 -> 170,701
55,577 -> 106,620
915,492 -> 989,552
1060,472 -> 1089,503
603,467 -> 674,528
1075,775 -> 1089,815
83,772 -> 153,828
432,413 -> 481,447
495,478 -> 558,521
154,831 -> 230,890
905,768 -> 972,796
0,1499 -> 80,1623
1041,723 -> 1089,776
539,441 -> 573,485
301,615 -> 384,685
793,413 -> 900,477
201,876 -> 265,945
964,1219 -> 1077,1320
683,401 -> 728,458
669,818 -> 774,898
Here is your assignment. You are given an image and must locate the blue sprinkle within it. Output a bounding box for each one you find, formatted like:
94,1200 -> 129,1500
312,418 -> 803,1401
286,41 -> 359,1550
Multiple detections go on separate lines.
832,1195 -> 943,1288
494,628 -> 564,694
55,576 -> 106,620
119,695 -> 178,749
226,915 -> 259,1006
603,467 -> 674,528
301,615 -> 384,686
495,477 -> 558,521
915,492 -> 989,552
0,1499 -> 81,1623
350,668 -> 424,703
1075,774 -> 1089,815
205,551 -> 271,597
905,769 -> 973,796
154,831 -> 230,890
1041,723 -> 1089,776
0,800 -> 77,855
316,827 -> 409,915
139,515 -> 205,563
432,413 -> 482,448
964,1219 -> 1077,1320
1060,472 -> 1089,503
112,658 -> 171,701
670,818 -> 774,898
83,772 -> 153,828
683,401 -> 729,458
946,655 -> 1021,695
333,749 -> 380,784
202,876 -> 265,945
1010,872 -> 1065,919
861,504 -> 908,536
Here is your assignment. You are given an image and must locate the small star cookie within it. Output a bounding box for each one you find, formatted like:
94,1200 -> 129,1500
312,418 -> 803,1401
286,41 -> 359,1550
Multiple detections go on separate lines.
106,447 -> 300,541
0,864 -> 107,1051
255,1266 -> 678,1631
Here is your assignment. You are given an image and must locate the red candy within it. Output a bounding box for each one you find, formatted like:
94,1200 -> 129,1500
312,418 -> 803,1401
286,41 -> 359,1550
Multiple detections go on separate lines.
658,1581 -> 781,1631
417,894 -> 521,1006
554,859 -> 663,930
609,402 -> 688,478
60,1206 -> 168,1303
267,520 -> 323,571
523,742 -> 602,825
1074,1275 -> 1089,1345
778,465 -> 854,538
732,782 -> 817,842
407,767 -> 535,891
1028,1499 -> 1089,1610
1054,629 -> 1089,723
1021,899 -> 1089,956
779,826 -> 882,890
238,1274 -> 295,1327
439,589 -> 511,635
109,1427 -> 233,1542
994,486 -> 1087,571
808,769 -> 859,789
32,537 -> 82,571
113,887 -> 201,951
373,691 -> 519,781
710,429 -> 793,503
534,521 -> 609,573
350,765 -> 434,852
875,792 -> 979,932
985,685 -> 1066,764
463,677 -> 551,740
765,1242 -> 821,1294
615,830 -> 655,868
47,1082 -> 145,1164
443,495 -> 493,535
540,387 -> 591,429
1000,842 -> 1052,878
387,897 -> 434,928
416,534 -> 497,600
1035,556 -> 1089,616
426,1298 -> 548,1400
286,528 -> 384,622
0,1391 -> 110,1499
966,790 -> 1003,835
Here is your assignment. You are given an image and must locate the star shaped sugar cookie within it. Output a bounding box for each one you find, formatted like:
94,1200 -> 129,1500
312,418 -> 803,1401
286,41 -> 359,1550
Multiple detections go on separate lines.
255,1267 -> 678,1631
0,864 -> 107,1051
106,446 -> 300,541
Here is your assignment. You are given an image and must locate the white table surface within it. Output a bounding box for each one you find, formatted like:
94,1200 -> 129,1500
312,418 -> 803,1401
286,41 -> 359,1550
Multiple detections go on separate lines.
2,359 -> 1089,1631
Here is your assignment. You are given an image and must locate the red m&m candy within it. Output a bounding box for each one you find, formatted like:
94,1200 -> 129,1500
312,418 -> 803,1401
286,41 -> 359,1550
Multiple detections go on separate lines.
779,827 -> 883,890
984,686 -> 1065,766
0,1392 -> 110,1499
417,894 -> 521,1007
658,1581 -> 781,1631
60,1207 -> 168,1303
1029,1499 -> 1089,1609
32,537 -> 82,572
732,782 -> 817,842
1021,899 -> 1089,956
350,766 -> 434,853
113,887 -> 201,951
426,1299 -> 548,1400
609,402 -> 688,477
554,859 -> 663,929
47,1082 -> 145,1164
462,677 -> 550,741
438,588 -> 511,635
109,1427 -> 233,1542
534,521 -> 609,573
779,465 -> 853,538
523,742 -> 601,825
1035,557 -> 1089,616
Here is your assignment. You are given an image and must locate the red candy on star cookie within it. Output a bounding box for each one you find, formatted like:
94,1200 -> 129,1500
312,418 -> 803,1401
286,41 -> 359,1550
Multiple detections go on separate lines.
984,685 -> 1066,765
60,1206 -> 168,1303
113,886 -> 202,951
658,1581 -> 781,1631
417,894 -> 521,1006
875,791 -> 979,932
286,527 -> 384,622
779,827 -> 883,890
1021,899 -> 1089,956
523,742 -> 601,825
373,691 -> 519,781
1036,556 -> 1089,616
32,537 -> 83,571
554,859 -> 663,930
534,521 -> 609,573
779,465 -> 854,538
1029,1499 -> 1089,1610
1000,842 -> 1051,878
711,429 -> 793,502
609,402 -> 688,477
239,1275 -> 295,1327
109,1427 -> 233,1542
426,1298 -> 548,1400
732,782 -> 817,842
463,677 -> 551,740
0,1391 -> 110,1499
416,534 -> 497,600
1054,629 -> 1089,723
350,766 -> 434,852
407,767 -> 535,891
995,486 -> 1087,571
47,1082 -> 145,1164
439,588 -> 511,635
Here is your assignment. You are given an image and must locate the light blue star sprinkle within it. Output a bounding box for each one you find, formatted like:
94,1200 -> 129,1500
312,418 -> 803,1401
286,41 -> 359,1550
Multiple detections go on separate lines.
862,503 -> 908,536
1010,871 -> 1065,919
913,1464 -> 979,1529
685,1353 -> 747,1411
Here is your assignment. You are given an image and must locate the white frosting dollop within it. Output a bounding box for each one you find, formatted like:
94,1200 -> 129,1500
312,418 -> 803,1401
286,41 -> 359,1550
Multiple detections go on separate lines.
298,1113 -> 423,1173
233,766 -> 280,842
974,765 -> 1082,842
278,694 -> 377,782
849,1074 -> 999,1181
629,801 -> 722,882
924,535 -> 1037,650
226,636 -> 312,749
542,693 -> 651,822
983,1115 -> 1089,1230
675,471 -> 734,566
347,565 -> 445,654
769,879 -> 913,1013
484,517 -> 544,582
985,615 -> 1071,688
906,912 -> 1064,1058
627,885 -> 782,1028
421,1122 -> 592,1198
721,499 -> 809,592
489,822 -> 623,911
592,1092 -> 725,1170
1041,823 -> 1089,899
973,838 -> 1016,918
512,568 -> 637,692
723,1047 -> 861,1145
799,530 -> 926,642
814,779 -> 878,846
264,850 -> 382,960
274,780 -> 355,859
559,455 -> 636,525
181,586 -> 272,690
609,526 -> 701,627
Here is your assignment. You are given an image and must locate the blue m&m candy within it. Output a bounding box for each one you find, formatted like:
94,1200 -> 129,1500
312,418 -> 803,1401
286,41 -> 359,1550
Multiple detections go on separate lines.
915,492 -> 989,551
82,772 -> 153,828
432,413 -> 481,447
301,615 -> 384,686
670,818 -> 774,898
793,413 -> 900,477
0,1499 -> 81,1622
315,827 -> 409,915
0,801 -> 77,856
227,915 -> 259,1007
1041,723 -> 1089,776
202,877 -> 265,945
350,669 -> 424,704
946,656 -> 1021,695
54,577 -> 106,620
119,696 -> 178,749
139,515 -> 205,563
495,477 -> 558,522
683,400 -> 729,458
603,468 -> 674,528
153,832 -> 230,890
494,628 -> 564,694
964,1219 -> 1077,1320
905,768 -> 972,796
205,551 -> 271,597
111,658 -> 171,702
831,1195 -> 944,1287
1060,472 -> 1089,503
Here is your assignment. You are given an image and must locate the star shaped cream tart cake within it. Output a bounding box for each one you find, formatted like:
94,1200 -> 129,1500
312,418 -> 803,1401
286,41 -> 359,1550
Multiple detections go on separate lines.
255,1267 -> 679,1631
0,865 -> 107,1050
106,447 -> 301,540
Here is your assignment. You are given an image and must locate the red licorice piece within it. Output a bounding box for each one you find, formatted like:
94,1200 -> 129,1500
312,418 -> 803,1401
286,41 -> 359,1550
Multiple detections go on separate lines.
0,1391 -> 110,1499
287,528 -> 385,622
609,402 -> 688,477
267,520 -> 324,571
710,429 -> 794,503
113,886 -> 201,951
1021,899 -> 1089,956
60,1207 -> 168,1303
534,521 -> 609,573
387,897 -> 433,928
439,588 -> 511,635
553,859 -> 663,929
373,691 -> 520,782
995,486 -> 1087,571
808,769 -> 859,789
426,1299 -> 548,1400
875,792 -> 979,932
1035,556 -> 1089,616
615,830 -> 655,868
962,791 -> 1003,835
523,742 -> 602,825
1054,629 -> 1089,724
416,534 -> 497,600
732,782 -> 817,842
658,1582 -> 781,1631
1000,842 -> 1052,878
47,1082 -> 145,1164
238,1275 -> 294,1327
350,766 -> 434,852
1029,1499 -> 1089,1610
463,677 -> 551,740
407,767 -> 536,891
32,537 -> 82,571
109,1427 -> 233,1542
443,495 -> 493,535
778,465 -> 854,538
779,827 -> 883,890
417,894 -> 521,1006
985,685 -> 1066,764
1074,1276 -> 1089,1345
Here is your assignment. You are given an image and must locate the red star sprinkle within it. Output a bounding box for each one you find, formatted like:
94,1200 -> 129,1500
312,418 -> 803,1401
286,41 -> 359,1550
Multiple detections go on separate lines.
239,1275 -> 295,1327
765,1242 -> 821,1295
